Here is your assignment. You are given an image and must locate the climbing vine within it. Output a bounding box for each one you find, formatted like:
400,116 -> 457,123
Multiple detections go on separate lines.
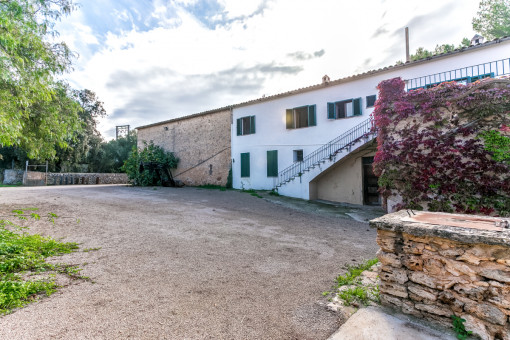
372,77 -> 510,216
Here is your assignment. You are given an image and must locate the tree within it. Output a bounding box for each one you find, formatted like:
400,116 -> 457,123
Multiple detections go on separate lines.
88,131 -> 137,173
396,38 -> 471,64
0,0 -> 81,159
54,89 -> 106,172
122,142 -> 179,186
473,0 -> 510,40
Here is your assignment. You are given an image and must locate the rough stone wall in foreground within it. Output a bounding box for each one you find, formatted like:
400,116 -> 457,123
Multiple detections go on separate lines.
137,110 -> 231,186
372,211 -> 510,340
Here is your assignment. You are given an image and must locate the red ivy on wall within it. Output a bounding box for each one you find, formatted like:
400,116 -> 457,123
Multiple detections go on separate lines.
372,77 -> 510,216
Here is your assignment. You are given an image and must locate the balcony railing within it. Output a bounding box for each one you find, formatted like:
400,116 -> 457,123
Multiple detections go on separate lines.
405,57 -> 510,91
275,118 -> 374,189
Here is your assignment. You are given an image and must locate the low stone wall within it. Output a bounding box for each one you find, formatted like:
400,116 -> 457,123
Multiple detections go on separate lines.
371,211 -> 510,340
47,173 -> 128,185
3,169 -> 24,184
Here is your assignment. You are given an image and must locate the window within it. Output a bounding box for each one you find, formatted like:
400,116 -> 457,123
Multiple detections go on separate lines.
267,150 -> 278,177
236,116 -> 255,136
240,153 -> 250,177
327,98 -> 362,119
293,150 -> 303,162
366,95 -> 376,108
286,105 -> 316,129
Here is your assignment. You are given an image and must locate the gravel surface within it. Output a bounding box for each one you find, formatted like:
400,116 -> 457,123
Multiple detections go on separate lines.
0,185 -> 379,340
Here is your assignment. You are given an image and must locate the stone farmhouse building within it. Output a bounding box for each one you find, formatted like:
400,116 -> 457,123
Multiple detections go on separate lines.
137,36 -> 510,206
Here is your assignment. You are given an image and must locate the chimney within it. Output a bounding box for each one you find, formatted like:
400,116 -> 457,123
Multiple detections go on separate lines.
405,27 -> 410,63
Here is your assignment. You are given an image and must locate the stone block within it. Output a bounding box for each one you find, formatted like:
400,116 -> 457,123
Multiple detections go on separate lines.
422,256 -> 444,276
380,281 -> 408,298
377,250 -> 402,268
376,230 -> 398,253
380,294 -> 403,308
407,283 -> 438,302
415,303 -> 452,317
401,255 -> 423,271
464,302 -> 508,326
479,268 -> 510,283
402,241 -> 426,255
408,271 -> 437,289
437,290 -> 463,308
401,300 -> 422,317
453,282 -> 489,301
379,266 -> 408,284
443,258 -> 477,278
439,248 -> 465,258
461,245 -> 510,263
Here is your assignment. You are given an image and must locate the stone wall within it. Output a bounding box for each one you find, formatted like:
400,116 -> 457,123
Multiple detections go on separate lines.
3,169 -> 24,184
372,211 -> 510,340
47,173 -> 128,185
137,109 -> 231,186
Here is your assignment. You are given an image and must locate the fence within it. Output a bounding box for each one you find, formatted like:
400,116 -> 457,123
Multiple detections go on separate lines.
405,57 -> 510,91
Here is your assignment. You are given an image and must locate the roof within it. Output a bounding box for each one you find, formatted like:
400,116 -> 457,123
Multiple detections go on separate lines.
137,36 -> 510,130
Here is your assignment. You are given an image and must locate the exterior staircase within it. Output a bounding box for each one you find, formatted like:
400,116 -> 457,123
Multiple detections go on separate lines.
274,118 -> 376,191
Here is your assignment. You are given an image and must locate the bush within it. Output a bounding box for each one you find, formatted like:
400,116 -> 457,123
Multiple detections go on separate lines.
122,142 -> 179,186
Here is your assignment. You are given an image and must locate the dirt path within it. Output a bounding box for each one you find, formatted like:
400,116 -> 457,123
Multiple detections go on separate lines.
0,185 -> 379,339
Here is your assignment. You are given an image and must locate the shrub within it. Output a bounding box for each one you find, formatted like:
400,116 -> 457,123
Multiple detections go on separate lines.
122,142 -> 179,186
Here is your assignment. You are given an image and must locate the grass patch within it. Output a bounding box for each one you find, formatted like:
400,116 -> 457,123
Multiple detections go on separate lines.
197,184 -> 227,191
82,247 -> 101,252
268,190 -> 280,196
241,189 -> 263,198
327,258 -> 380,307
0,183 -> 22,187
336,258 -> 379,286
0,211 -> 81,315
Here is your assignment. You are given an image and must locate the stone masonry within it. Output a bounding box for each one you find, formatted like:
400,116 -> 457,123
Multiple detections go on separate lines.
137,109 -> 231,186
371,211 -> 510,340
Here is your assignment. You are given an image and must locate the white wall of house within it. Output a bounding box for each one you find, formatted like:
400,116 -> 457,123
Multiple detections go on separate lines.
231,40 -> 510,202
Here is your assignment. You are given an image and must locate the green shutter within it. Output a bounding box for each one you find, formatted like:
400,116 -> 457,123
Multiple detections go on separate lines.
250,116 -> 255,134
267,150 -> 278,177
308,105 -> 316,126
353,98 -> 362,116
286,109 -> 294,129
241,153 -> 250,177
236,118 -> 242,135
327,102 -> 335,119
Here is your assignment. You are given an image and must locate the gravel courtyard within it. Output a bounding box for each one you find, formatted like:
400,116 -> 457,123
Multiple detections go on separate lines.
0,185 -> 379,339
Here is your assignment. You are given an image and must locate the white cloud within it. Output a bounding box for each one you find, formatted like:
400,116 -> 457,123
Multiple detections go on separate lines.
58,0 -> 481,139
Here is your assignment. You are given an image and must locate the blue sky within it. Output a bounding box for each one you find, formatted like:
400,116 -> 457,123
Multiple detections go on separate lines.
56,0 -> 480,139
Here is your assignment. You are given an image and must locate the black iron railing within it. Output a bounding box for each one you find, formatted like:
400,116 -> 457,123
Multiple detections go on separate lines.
405,58 -> 510,91
275,118 -> 375,189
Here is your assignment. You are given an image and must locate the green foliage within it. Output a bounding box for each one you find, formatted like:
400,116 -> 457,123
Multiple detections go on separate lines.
197,184 -> 227,191
479,130 -> 510,162
122,141 -> 179,186
451,315 -> 473,339
241,189 -> 262,198
0,210 -> 79,315
226,167 -> 233,189
54,89 -> 106,172
335,258 -> 379,286
0,0 -> 82,159
396,38 -> 470,65
328,259 -> 380,307
472,0 -> 510,40
87,131 -> 137,173
268,190 -> 280,196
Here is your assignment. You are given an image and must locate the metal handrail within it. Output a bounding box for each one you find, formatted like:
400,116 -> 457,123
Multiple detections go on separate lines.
275,118 -> 375,188
405,58 -> 510,91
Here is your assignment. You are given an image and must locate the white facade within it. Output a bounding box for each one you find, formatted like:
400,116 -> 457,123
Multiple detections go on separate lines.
231,39 -> 510,203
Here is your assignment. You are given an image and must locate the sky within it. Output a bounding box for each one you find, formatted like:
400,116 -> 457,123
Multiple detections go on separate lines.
55,0 -> 481,139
